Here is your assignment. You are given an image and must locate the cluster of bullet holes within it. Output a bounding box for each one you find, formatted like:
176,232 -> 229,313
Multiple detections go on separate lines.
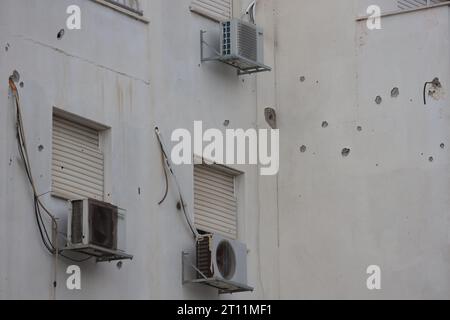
375,87 -> 400,105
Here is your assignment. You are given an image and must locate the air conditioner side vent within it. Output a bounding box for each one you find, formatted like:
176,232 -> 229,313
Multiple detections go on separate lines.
196,236 -> 213,279
71,200 -> 83,245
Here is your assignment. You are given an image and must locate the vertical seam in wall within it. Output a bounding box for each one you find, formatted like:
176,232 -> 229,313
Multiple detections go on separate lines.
272,0 -> 281,300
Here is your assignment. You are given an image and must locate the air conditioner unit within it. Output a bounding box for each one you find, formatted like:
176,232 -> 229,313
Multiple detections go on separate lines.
195,234 -> 253,293
66,199 -> 132,262
201,19 -> 271,75
219,19 -> 270,75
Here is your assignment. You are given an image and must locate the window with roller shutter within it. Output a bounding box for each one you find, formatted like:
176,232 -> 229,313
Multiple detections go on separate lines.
194,164 -> 241,240
190,0 -> 233,22
51,114 -> 105,201
397,0 -> 447,10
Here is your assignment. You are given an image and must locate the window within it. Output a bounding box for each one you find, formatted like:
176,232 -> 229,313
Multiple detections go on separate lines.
103,0 -> 143,15
190,0 -> 233,22
93,0 -> 149,22
52,113 -> 106,201
194,164 -> 241,240
398,0 -> 446,10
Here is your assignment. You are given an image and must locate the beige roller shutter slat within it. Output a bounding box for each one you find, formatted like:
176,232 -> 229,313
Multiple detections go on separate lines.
190,0 -> 232,22
194,164 -> 238,240
52,116 -> 104,201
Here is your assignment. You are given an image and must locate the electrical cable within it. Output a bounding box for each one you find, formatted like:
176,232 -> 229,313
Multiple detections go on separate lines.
154,127 -> 200,239
158,151 -> 169,205
8,77 -> 93,264
245,0 -> 257,24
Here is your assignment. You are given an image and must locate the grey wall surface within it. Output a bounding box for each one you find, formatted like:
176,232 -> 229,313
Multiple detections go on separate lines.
1,0 -> 449,300
274,0 -> 450,299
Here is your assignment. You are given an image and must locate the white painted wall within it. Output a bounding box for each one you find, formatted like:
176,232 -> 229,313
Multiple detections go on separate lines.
1,0 -> 449,300
274,0 -> 450,299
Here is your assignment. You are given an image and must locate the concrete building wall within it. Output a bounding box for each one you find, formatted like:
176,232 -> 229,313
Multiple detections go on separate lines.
1,0 -> 449,300
275,0 -> 450,299
0,0 -> 279,299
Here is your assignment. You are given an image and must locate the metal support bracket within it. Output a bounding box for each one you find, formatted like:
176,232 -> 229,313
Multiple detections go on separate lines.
181,251 -> 254,295
63,244 -> 133,263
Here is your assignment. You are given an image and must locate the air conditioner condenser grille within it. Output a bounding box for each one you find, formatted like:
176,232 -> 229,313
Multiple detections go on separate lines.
237,22 -> 257,61
89,202 -> 118,250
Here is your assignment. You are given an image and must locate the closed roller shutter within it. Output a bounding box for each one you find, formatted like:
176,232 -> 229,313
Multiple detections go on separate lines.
190,0 -> 233,22
194,164 -> 237,240
52,115 -> 104,201
398,0 -> 445,10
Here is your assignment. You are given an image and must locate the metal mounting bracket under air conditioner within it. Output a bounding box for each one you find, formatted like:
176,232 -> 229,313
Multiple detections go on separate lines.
181,251 -> 254,295
200,30 -> 271,76
63,244 -> 134,263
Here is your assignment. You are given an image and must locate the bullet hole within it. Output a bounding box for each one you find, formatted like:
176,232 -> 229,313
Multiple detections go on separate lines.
391,87 -> 399,98
341,148 -> 351,157
357,126 -> 363,132
242,78 -> 245,83
223,120 -> 230,127
376,164 -> 379,167
321,121 -> 329,128
57,29 -> 65,40
10,70 -> 20,83
138,187 -> 141,195
300,145 -> 307,153
19,82 -> 24,88
9,158 -> 12,166
440,143 -> 445,149
5,43 -> 9,52
300,76 -> 306,82
375,96 -> 382,105
316,80 -> 319,84
265,108 -> 277,129
429,156 -> 434,162
38,145 -> 44,152
61,166 -> 64,170
177,201 -> 182,210
116,261 -> 123,270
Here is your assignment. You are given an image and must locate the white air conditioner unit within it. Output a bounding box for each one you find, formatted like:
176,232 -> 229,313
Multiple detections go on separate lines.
201,19 -> 271,75
195,234 -> 253,293
66,199 -> 132,262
